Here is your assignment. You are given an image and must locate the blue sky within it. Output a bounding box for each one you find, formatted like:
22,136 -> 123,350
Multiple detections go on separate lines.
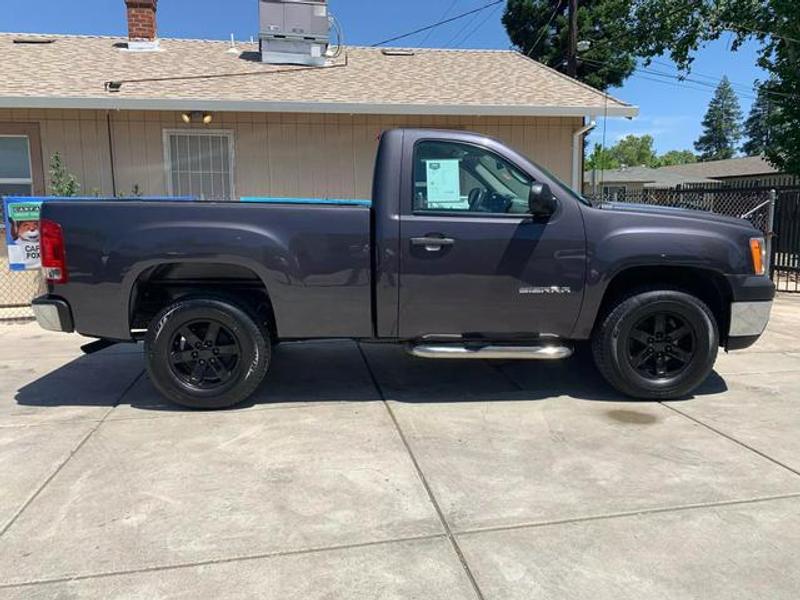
1,0 -> 768,154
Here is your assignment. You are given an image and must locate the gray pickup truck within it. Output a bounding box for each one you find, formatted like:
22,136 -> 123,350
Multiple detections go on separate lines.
32,129 -> 774,408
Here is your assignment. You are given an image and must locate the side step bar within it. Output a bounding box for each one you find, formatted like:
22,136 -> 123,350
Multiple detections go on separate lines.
408,344 -> 573,360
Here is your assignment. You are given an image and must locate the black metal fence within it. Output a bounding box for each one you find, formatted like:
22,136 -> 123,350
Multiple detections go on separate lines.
772,188 -> 800,293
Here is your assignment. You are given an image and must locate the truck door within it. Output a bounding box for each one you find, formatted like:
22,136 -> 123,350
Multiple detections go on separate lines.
398,137 -> 586,339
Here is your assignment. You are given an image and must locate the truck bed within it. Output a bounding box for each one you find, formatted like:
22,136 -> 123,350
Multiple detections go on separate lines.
41,199 -> 373,340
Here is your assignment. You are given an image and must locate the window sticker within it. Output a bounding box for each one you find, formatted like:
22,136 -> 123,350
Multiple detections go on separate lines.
425,159 -> 464,209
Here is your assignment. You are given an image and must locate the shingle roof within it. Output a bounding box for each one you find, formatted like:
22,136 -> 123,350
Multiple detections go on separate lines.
0,33 -> 637,117
584,166 -> 714,188
658,156 -> 780,179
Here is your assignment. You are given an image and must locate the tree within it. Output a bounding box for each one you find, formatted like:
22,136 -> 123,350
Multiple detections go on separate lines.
657,150 -> 697,167
742,80 -> 775,156
757,0 -> 799,176
49,153 -> 80,197
503,0 -> 636,91
609,134 -> 658,167
694,77 -> 743,161
585,137 -> 695,171
586,143 -> 618,171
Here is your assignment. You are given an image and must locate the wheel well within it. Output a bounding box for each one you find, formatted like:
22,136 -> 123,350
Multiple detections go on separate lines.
129,262 -> 277,339
596,266 -> 732,343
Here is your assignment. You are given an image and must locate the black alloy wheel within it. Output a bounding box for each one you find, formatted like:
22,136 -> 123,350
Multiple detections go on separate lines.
168,319 -> 242,391
626,311 -> 696,380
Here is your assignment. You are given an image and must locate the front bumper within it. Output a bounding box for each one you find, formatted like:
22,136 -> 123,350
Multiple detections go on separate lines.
727,300 -> 772,350
31,295 -> 74,333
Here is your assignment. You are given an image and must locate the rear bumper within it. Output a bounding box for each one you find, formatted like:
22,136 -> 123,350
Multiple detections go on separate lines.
31,295 -> 74,333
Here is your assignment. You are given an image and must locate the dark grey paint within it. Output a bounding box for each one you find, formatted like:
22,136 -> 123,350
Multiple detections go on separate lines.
39,128 -> 774,344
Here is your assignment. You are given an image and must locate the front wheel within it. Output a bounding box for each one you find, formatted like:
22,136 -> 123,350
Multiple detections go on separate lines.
145,297 -> 270,409
592,289 -> 719,400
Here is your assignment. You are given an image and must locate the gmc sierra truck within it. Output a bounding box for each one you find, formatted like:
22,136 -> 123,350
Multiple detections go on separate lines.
32,129 -> 774,409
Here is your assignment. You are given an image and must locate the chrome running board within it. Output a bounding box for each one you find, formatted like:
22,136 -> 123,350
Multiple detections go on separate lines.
408,344 -> 573,360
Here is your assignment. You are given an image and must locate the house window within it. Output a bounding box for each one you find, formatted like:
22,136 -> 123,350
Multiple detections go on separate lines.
164,130 -> 235,200
0,135 -> 34,197
602,185 -> 627,200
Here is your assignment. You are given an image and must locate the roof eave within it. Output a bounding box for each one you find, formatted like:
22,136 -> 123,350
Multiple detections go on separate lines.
0,96 -> 639,118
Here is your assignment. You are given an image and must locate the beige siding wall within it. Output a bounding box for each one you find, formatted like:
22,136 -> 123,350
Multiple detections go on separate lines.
0,108 -> 581,199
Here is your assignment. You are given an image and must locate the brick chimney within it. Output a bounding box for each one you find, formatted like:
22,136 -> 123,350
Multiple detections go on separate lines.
125,0 -> 158,42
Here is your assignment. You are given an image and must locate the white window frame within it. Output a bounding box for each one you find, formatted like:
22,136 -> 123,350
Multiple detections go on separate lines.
162,129 -> 236,200
0,134 -> 34,193
602,185 -> 627,200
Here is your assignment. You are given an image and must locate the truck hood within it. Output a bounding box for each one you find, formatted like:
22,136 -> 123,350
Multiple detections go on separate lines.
599,201 -> 757,232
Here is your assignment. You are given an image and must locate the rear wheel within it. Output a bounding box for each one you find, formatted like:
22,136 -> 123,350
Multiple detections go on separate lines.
145,297 -> 270,409
592,289 -> 718,399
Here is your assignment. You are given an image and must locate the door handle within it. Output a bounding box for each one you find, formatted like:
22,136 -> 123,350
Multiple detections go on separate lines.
411,236 -> 456,251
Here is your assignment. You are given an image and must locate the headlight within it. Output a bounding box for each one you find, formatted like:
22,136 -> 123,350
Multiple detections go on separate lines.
749,237 -> 766,276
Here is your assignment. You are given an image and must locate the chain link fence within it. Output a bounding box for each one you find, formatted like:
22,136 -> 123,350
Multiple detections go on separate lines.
584,186 -> 774,235
0,237 -> 44,323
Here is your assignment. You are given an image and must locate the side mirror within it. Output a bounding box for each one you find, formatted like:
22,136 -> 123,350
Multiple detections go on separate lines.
529,183 -> 557,217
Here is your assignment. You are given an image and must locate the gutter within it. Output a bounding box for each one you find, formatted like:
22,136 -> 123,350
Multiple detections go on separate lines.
0,96 -> 640,118
571,119 -> 596,192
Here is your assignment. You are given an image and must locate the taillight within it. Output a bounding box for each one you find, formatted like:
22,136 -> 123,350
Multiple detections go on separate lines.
41,219 -> 68,284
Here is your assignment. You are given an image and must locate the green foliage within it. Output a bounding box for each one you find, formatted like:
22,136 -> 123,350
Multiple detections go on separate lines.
742,80 -> 775,156
48,153 -> 80,197
585,136 -> 697,171
694,77 -> 743,161
609,134 -> 659,167
757,0 -> 800,176
503,0 -> 636,91
503,0 -> 800,175
586,143 -> 619,170
656,149 -> 697,167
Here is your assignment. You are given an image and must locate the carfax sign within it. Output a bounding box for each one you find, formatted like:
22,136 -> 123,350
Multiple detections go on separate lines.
3,197 -> 42,271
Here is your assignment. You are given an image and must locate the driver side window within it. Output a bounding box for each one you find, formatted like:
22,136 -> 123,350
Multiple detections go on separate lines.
413,141 -> 533,215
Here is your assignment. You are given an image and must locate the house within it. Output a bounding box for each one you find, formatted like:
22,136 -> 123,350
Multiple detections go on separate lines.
658,156 -> 796,187
583,166 -> 714,198
0,0 -> 637,208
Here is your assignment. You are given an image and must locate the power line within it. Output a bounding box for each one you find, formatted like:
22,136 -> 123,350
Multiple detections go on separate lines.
104,54 -> 349,91
720,22 -> 800,45
526,0 -> 563,57
646,58 -> 794,100
454,4 -> 503,48
446,5 -> 485,48
370,0 -> 504,47
582,56 -> 757,100
582,56 -> 799,101
420,0 -> 459,46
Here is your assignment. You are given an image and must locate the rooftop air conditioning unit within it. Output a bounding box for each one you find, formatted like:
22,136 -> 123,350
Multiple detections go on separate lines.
259,0 -> 330,66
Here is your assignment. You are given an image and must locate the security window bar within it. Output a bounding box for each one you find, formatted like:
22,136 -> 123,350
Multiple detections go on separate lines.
0,135 -> 34,198
164,130 -> 235,200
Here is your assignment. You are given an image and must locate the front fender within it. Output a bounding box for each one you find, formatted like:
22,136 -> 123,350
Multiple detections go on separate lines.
571,209 -> 755,339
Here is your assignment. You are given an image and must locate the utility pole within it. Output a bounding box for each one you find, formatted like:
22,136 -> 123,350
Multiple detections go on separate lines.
567,0 -> 578,78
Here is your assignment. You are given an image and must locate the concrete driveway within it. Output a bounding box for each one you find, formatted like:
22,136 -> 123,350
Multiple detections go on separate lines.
1,295 -> 799,599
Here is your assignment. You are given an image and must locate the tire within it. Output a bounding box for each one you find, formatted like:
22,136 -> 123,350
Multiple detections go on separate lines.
592,289 -> 718,400
145,297 -> 271,409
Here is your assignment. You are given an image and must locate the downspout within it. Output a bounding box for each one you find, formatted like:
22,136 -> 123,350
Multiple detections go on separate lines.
571,119 -> 596,192
106,111 -> 118,197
